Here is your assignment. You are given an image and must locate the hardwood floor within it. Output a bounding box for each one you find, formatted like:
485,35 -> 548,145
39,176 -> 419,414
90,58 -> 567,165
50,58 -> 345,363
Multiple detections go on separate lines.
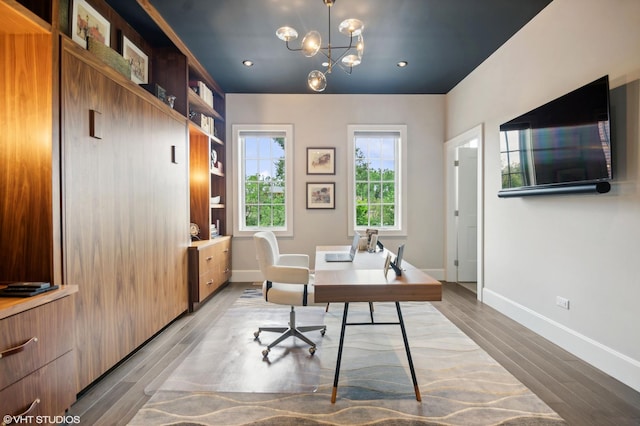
65,282 -> 640,425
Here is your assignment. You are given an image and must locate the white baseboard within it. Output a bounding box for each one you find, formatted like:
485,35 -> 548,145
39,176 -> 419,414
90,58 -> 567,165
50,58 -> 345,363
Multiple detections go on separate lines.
229,270 -> 262,283
483,288 -> 640,393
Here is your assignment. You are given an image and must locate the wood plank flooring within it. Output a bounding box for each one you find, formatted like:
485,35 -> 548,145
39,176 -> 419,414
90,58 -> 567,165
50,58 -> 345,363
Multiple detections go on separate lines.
65,282 -> 640,425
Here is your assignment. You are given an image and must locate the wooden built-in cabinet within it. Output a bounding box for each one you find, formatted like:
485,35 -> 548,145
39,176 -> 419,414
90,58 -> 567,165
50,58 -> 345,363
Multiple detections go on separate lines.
188,236 -> 232,312
61,36 -> 190,390
0,0 -> 55,284
0,0 -> 230,400
0,286 -> 78,419
138,0 -> 228,240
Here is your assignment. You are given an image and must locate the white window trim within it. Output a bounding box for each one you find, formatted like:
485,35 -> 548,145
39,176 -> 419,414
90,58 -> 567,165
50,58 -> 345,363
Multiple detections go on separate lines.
232,124 -> 294,237
347,124 -> 408,237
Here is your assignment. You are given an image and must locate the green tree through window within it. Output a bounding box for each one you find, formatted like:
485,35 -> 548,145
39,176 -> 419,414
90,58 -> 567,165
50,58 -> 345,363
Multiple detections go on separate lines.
354,134 -> 397,228
243,135 -> 286,228
234,124 -> 293,235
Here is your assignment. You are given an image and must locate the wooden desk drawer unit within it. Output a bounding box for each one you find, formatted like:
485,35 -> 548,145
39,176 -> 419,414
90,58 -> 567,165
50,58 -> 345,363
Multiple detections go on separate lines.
189,236 -> 231,311
0,287 -> 78,419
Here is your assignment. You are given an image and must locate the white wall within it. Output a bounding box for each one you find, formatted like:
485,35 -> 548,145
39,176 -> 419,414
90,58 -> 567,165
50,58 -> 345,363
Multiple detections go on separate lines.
226,94 -> 445,281
446,0 -> 640,391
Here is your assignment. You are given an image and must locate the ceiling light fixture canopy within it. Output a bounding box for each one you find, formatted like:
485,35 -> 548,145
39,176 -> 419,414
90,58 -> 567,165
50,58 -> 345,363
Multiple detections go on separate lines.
276,0 -> 364,92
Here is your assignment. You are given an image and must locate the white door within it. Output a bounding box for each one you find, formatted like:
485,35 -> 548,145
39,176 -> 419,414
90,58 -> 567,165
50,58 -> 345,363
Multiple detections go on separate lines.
457,147 -> 477,282
445,124 -> 483,300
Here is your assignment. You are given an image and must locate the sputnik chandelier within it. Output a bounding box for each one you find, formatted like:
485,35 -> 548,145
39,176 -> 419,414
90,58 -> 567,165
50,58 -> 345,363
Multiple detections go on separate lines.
275,0 -> 364,92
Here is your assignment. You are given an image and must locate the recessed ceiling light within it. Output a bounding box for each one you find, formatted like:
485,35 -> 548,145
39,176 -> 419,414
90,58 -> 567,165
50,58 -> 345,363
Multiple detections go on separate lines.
397,61 -> 408,68
242,60 -> 254,67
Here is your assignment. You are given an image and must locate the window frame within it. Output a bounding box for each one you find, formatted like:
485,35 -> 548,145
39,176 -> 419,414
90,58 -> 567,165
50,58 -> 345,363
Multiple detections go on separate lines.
347,124 -> 408,237
232,124 -> 294,237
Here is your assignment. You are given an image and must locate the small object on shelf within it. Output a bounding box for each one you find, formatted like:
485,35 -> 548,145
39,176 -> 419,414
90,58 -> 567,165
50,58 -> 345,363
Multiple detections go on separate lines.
167,95 -> 176,109
122,35 -> 149,85
190,222 -> 200,240
87,38 -> 131,80
189,80 -> 214,108
7,281 -> 50,289
155,84 -> 166,102
210,148 -> 217,169
1,284 -> 59,297
72,0 -> 110,48
211,162 -> 223,175
211,195 -> 221,204
210,224 -> 218,238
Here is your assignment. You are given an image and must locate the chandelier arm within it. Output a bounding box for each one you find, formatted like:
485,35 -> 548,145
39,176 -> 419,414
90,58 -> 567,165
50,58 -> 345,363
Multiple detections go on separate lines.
277,0 -> 363,91
336,62 -> 354,75
318,45 -> 355,68
284,40 -> 306,53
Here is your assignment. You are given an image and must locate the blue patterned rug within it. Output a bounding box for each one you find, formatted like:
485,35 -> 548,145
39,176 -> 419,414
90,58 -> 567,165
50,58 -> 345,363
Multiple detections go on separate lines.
129,290 -> 565,425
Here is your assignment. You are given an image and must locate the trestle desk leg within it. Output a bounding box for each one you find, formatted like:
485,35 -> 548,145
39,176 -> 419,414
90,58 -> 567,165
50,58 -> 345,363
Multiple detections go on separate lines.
396,302 -> 421,401
331,302 -> 350,403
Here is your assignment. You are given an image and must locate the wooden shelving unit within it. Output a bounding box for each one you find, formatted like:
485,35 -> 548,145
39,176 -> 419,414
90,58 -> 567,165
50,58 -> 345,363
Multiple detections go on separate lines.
1,0 -> 232,402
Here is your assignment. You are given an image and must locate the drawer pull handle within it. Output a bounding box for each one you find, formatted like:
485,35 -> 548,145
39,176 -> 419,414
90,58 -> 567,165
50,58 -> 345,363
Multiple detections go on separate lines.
3,398 -> 40,425
0,336 -> 38,359
206,256 -> 213,261
206,280 -> 214,285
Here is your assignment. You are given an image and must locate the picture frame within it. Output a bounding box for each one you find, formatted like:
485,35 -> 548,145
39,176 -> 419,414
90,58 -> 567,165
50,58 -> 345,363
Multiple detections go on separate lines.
72,0 -> 110,48
307,147 -> 335,175
155,84 -> 166,102
307,183 -> 335,209
122,35 -> 148,84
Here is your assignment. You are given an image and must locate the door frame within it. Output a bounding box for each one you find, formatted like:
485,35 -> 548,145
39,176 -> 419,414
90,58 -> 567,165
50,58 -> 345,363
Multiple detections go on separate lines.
445,124 -> 484,300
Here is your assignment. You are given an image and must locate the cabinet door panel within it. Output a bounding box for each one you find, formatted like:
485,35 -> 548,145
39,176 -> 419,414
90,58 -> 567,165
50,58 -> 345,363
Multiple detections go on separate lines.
61,43 -> 189,390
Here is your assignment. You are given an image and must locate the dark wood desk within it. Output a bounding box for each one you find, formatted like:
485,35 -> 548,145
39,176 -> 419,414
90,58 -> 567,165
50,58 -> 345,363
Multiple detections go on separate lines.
314,246 -> 442,403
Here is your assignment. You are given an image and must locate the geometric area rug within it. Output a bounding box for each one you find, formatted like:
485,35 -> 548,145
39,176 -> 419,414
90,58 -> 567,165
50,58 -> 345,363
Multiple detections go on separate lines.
128,289 -> 566,425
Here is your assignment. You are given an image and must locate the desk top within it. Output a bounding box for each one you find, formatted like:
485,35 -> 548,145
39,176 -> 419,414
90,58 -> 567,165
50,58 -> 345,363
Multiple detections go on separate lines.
314,246 -> 442,303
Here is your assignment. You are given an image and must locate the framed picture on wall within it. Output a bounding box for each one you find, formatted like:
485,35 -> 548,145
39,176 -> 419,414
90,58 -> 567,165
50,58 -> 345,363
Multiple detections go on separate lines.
307,147 -> 335,175
72,0 -> 110,48
307,182 -> 335,209
122,35 -> 149,84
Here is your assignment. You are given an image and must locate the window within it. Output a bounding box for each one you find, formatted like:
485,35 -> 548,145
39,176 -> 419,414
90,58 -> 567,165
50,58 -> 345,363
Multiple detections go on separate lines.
500,128 -> 530,189
233,124 -> 293,236
348,125 -> 407,235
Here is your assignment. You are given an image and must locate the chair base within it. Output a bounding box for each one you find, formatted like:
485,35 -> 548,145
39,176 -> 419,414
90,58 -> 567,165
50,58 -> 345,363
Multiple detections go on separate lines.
254,306 -> 326,357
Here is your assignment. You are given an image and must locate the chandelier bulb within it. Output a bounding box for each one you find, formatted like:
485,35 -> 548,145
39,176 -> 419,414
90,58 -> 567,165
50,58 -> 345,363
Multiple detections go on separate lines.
276,26 -> 298,42
302,31 -> 322,57
308,70 -> 327,92
357,34 -> 364,58
338,19 -> 364,36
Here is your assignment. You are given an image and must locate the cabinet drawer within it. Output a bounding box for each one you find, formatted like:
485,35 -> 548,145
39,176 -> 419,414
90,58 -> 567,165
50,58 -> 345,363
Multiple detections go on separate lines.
0,351 -> 76,419
0,296 -> 74,390
198,269 -> 218,301
198,244 -> 217,274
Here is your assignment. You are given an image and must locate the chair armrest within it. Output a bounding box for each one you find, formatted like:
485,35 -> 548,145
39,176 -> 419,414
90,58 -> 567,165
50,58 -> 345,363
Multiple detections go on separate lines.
278,253 -> 309,268
265,264 -> 309,285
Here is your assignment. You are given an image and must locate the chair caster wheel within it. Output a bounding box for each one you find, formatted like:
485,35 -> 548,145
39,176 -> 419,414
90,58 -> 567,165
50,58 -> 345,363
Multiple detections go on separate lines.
309,346 -> 316,355
254,331 -> 260,339
262,348 -> 270,358
321,328 -> 326,336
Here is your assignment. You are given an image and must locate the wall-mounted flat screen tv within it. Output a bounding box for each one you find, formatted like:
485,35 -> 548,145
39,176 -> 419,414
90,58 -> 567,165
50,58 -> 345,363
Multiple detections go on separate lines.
499,76 -> 612,197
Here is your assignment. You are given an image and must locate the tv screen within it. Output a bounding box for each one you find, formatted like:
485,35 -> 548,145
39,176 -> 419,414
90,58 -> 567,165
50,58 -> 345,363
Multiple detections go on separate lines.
499,76 -> 612,195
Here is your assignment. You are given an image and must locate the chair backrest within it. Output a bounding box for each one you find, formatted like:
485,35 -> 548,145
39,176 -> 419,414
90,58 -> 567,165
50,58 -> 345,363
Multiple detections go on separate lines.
253,231 -> 279,278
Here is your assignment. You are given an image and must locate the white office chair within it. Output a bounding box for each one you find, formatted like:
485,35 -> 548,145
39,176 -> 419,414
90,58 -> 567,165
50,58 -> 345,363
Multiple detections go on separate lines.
253,231 -> 326,357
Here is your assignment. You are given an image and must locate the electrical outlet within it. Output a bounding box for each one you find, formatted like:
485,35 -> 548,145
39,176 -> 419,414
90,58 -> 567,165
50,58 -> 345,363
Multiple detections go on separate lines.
556,296 -> 570,310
